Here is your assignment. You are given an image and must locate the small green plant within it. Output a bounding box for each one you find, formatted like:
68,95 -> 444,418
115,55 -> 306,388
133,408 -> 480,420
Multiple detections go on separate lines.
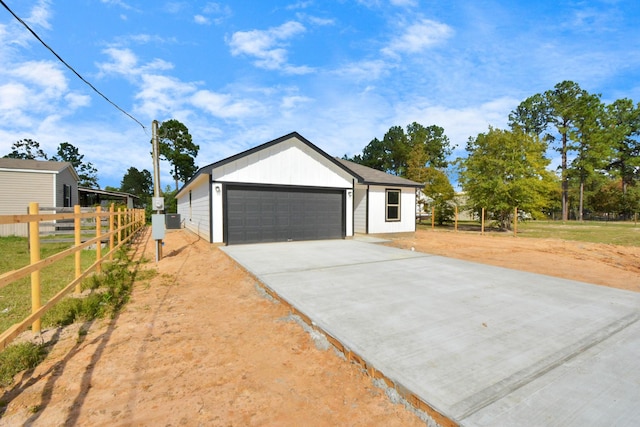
0,342 -> 47,387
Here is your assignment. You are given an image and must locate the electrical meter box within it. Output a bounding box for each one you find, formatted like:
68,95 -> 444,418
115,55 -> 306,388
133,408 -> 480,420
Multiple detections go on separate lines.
152,197 -> 165,211
152,214 -> 166,240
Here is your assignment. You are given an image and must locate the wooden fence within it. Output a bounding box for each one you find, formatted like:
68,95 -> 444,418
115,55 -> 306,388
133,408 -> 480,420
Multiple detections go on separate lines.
0,203 -> 145,350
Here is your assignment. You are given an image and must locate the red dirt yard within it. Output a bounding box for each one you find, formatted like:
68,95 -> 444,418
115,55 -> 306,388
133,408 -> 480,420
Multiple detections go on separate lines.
1,228 -> 638,426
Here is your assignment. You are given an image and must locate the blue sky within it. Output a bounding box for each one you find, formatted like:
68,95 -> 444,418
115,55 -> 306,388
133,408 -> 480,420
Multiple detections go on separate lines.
1,0 -> 639,189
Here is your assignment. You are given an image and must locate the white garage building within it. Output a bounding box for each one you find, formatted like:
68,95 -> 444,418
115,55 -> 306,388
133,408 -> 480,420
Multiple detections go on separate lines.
176,132 -> 422,245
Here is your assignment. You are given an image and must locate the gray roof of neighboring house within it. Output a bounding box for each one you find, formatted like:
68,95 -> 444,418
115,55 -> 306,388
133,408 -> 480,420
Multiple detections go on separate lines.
0,158 -> 75,174
334,157 -> 423,188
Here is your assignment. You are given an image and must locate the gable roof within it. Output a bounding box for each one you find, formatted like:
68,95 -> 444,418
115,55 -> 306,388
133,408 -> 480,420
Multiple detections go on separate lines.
334,157 -> 423,188
0,158 -> 79,181
177,131 -> 422,196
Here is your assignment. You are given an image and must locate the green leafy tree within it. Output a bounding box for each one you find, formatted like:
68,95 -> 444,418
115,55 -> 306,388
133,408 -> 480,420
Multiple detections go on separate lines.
458,127 -> 556,229
120,167 -> 153,202
422,167 -> 456,225
162,185 -> 178,214
406,142 -> 455,224
52,142 -> 99,188
157,119 -> 199,191
567,93 -> 608,220
604,99 -> 640,212
509,81 -> 602,221
347,122 -> 452,177
3,139 -> 49,160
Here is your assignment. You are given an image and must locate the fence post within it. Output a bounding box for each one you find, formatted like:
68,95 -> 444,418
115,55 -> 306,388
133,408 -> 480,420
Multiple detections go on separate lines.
28,202 -> 41,334
74,205 -> 82,295
514,207 -> 518,237
96,206 -> 102,273
118,207 -> 122,246
481,208 -> 485,235
109,204 -> 115,261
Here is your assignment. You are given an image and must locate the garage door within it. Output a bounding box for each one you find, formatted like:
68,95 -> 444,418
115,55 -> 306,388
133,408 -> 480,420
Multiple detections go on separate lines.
225,186 -> 344,245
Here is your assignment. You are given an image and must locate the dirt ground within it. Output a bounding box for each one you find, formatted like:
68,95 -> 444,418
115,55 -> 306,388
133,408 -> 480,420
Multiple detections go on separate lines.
1,228 -> 638,426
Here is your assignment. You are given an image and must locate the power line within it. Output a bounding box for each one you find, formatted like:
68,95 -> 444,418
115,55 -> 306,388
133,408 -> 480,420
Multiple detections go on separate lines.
0,0 -> 147,131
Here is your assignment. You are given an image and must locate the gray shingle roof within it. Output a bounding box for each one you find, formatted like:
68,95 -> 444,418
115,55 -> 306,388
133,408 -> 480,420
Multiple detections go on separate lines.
0,158 -> 72,173
334,157 -> 423,188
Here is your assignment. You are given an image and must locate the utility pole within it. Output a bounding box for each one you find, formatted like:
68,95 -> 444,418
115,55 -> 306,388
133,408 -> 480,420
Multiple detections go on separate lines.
151,120 -> 165,262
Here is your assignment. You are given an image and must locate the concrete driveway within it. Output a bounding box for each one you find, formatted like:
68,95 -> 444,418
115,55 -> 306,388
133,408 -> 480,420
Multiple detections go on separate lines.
221,240 -> 640,426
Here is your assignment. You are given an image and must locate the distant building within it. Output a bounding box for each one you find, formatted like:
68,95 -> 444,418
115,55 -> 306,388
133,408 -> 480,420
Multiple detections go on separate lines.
0,158 -> 79,236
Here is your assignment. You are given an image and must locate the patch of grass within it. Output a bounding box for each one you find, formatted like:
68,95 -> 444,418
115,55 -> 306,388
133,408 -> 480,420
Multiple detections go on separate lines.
0,237 -> 96,333
420,220 -> 640,247
0,342 -> 47,387
516,221 -> 640,247
42,251 -> 142,327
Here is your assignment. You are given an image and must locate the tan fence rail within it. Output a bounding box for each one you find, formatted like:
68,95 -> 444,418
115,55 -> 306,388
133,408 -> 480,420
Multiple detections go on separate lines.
0,203 -> 145,350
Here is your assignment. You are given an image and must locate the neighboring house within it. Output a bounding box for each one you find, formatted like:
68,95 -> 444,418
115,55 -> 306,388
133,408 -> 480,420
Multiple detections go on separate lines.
79,187 -> 141,209
176,132 -> 422,245
0,158 -> 79,236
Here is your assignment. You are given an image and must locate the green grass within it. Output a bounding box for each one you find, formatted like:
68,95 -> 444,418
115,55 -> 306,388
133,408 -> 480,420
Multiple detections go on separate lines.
515,221 -> 640,247
419,220 -> 640,247
0,342 -> 47,387
0,237 -> 97,333
0,234 -> 153,388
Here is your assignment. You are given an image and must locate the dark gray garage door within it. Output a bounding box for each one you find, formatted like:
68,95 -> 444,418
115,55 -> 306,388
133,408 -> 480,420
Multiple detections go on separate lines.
225,186 -> 344,245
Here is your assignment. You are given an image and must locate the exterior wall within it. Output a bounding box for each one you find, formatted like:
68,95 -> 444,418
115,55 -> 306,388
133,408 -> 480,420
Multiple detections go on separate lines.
54,167 -> 79,208
0,170 -> 55,237
212,136 -> 354,243
214,137 -> 353,189
367,186 -> 416,234
177,174 -> 210,241
211,182 -> 224,243
353,185 -> 367,234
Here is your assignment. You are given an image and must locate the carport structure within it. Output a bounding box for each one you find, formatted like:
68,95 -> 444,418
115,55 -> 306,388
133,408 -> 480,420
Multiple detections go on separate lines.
222,240 -> 640,427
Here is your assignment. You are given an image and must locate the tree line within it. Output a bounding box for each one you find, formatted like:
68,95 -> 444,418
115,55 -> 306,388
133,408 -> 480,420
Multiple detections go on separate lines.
346,80 -> 640,227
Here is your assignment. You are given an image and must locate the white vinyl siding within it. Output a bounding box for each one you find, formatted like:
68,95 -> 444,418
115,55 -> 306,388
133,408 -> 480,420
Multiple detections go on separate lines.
353,185 -> 367,234
214,137 -> 353,189
366,186 -> 416,234
0,170 -> 56,236
178,176 -> 210,241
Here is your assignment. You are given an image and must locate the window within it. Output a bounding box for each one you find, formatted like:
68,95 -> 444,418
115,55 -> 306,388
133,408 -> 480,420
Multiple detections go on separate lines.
386,189 -> 400,221
189,190 -> 192,220
63,184 -> 72,207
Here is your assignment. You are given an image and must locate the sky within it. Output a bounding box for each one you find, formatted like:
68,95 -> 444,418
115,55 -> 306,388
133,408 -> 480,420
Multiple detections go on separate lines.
1,0 -> 640,190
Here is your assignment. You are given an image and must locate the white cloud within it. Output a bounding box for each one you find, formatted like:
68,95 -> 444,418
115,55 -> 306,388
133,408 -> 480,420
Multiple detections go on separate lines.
191,90 -> 263,119
0,83 -> 30,111
97,48 -> 173,79
100,0 -> 134,11
304,15 -> 336,27
227,21 -> 312,73
10,61 -> 67,93
382,18 -> 453,57
65,93 -> 91,109
333,59 -> 392,82
134,74 -> 198,119
281,95 -> 312,110
25,0 -> 53,29
286,1 -> 314,10
194,14 -> 209,25
390,0 -> 418,6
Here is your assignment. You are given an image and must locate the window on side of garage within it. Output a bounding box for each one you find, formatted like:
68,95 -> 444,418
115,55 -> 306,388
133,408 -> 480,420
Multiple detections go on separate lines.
385,188 -> 400,222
